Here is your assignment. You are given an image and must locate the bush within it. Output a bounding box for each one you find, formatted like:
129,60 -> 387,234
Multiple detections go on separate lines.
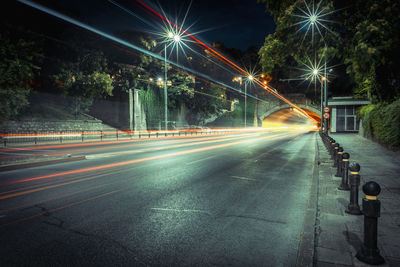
359,99 -> 400,149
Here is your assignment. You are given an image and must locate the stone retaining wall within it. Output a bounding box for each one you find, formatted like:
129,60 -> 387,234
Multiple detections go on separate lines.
0,120 -> 110,133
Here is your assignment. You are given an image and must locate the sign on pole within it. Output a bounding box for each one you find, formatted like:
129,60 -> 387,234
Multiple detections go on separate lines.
323,106 -> 330,113
323,112 -> 330,119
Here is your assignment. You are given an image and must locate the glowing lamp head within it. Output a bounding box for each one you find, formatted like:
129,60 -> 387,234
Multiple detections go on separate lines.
173,34 -> 181,43
313,69 -> 319,75
310,15 -> 317,24
248,75 -> 254,81
157,77 -> 163,82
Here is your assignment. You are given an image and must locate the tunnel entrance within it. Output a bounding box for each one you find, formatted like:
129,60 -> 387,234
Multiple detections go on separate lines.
262,108 -> 321,129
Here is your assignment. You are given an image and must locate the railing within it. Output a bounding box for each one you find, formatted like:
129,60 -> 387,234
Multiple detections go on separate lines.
0,128 -> 239,147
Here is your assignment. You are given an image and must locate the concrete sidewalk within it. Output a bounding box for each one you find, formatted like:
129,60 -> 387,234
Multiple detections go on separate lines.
314,133 -> 400,266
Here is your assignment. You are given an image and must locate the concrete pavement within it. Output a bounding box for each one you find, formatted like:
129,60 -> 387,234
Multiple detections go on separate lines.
314,133 -> 400,266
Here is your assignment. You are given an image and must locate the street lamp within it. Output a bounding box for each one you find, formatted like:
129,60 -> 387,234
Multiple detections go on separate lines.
294,1 -> 336,133
163,32 -> 182,130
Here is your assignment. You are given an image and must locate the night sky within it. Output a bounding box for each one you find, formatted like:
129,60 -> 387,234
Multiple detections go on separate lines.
159,0 -> 276,50
21,0 -> 275,51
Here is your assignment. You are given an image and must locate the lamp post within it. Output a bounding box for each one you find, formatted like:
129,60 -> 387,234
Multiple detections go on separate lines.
295,1 -> 334,132
163,32 -> 181,131
244,75 -> 254,128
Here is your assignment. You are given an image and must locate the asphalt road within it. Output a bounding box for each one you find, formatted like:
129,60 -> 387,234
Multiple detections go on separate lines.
0,130 -> 317,266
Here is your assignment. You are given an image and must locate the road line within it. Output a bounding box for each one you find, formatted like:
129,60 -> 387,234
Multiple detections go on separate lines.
185,155 -> 216,165
150,207 -> 210,214
230,176 -> 257,181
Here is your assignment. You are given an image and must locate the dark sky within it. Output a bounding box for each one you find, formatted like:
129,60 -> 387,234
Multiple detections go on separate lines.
23,0 -> 275,51
159,0 -> 276,51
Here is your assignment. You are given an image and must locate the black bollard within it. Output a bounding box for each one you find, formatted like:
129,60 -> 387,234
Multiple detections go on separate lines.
338,152 -> 350,190
335,147 -> 344,176
356,181 -> 385,265
345,163 -> 363,215
330,140 -> 336,158
333,143 -> 340,166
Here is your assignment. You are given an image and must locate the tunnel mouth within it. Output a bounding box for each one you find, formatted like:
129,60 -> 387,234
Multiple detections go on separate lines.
262,108 -> 320,129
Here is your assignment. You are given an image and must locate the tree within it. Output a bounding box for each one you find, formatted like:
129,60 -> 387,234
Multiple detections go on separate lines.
258,0 -> 400,102
336,0 -> 400,102
0,30 -> 42,122
52,50 -> 114,114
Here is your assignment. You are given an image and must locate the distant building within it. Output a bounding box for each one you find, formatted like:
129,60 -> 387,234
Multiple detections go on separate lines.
328,97 -> 369,133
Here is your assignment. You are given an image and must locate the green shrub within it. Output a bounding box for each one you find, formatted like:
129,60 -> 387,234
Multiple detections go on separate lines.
360,99 -> 400,148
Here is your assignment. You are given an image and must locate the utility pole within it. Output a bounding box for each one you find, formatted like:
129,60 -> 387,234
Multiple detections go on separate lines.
324,58 -> 328,134
244,82 -> 247,128
127,80 -> 133,133
164,44 -> 168,131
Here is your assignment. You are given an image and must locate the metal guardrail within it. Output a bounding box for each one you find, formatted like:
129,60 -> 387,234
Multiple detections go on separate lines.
0,128 -> 234,147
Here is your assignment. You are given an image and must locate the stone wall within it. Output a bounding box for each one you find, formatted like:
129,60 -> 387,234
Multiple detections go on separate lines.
0,120 -> 112,133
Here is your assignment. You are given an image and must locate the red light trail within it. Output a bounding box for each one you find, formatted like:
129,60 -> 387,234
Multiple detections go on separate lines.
0,132 -> 289,193
134,0 -> 317,122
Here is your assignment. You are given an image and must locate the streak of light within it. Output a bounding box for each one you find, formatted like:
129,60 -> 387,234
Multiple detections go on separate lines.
0,171 -> 120,200
0,132 -> 263,188
0,166 -> 126,197
0,190 -> 121,229
133,0 -> 317,122
262,121 -> 317,132
17,0 -> 264,104
112,44 -> 236,95
0,130 -> 256,153
0,132 -> 289,191
0,128 -> 287,154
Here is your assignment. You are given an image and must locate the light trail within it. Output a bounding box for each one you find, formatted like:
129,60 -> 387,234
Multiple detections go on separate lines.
17,0 -> 265,104
133,0 -> 317,122
0,132 -> 290,190
18,0 -> 316,123
0,129 -> 262,153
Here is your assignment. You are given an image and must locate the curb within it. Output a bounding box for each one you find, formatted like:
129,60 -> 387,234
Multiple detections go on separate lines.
295,133 -> 319,267
0,156 -> 86,172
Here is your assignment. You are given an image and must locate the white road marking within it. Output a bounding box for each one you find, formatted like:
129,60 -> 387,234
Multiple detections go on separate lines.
230,176 -> 257,181
185,155 -> 216,165
150,208 -> 210,214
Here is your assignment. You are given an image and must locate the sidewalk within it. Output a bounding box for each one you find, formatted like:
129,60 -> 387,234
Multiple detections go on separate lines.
314,133 -> 400,266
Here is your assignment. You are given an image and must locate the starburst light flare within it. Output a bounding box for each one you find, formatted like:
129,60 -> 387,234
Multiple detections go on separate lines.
291,0 -> 338,46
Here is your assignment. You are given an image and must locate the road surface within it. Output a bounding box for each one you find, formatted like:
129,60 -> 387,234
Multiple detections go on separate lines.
0,130 -> 316,266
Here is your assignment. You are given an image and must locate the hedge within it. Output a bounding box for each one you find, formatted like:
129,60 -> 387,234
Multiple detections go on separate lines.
359,99 -> 400,149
